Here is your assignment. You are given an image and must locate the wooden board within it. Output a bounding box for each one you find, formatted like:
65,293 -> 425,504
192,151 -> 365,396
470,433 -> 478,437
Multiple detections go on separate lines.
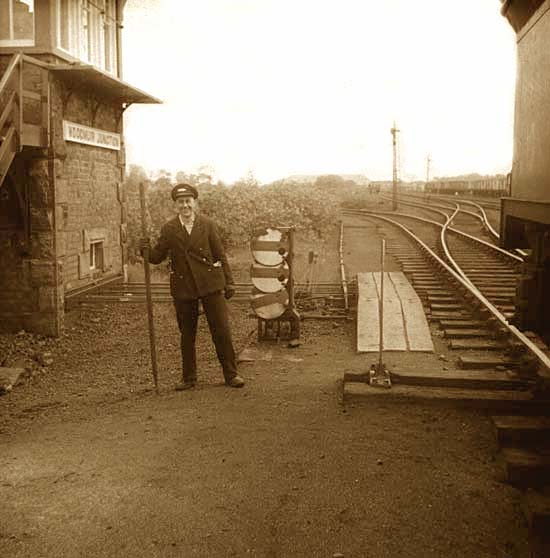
344,382 -> 538,409
390,369 -> 526,390
389,272 -> 434,352
372,272 -> 408,351
356,272 -> 434,353
459,355 -> 516,369
450,339 -> 506,350
356,297 -> 382,353
356,273 -> 406,352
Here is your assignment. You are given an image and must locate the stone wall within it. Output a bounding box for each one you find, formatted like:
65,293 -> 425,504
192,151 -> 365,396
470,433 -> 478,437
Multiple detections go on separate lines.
0,55 -> 61,336
0,155 -> 62,336
50,77 -> 126,292
0,55 -> 127,336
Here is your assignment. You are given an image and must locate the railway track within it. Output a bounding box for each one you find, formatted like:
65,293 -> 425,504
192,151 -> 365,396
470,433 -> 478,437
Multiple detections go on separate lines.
65,279 -> 356,320
343,207 -> 549,384
387,191 -> 531,264
383,192 -> 501,241
399,190 -> 501,212
342,207 -> 550,545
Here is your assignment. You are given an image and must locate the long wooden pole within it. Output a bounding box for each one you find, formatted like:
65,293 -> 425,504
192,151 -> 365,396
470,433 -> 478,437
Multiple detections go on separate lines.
139,182 -> 159,394
339,221 -> 349,312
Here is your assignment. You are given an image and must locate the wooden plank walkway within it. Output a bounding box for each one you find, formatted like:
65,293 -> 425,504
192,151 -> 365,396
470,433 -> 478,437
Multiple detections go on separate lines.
357,272 -> 434,353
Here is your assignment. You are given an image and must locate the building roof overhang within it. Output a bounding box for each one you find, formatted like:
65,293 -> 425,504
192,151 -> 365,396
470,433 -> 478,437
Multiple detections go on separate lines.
500,0 -> 547,33
49,63 -> 162,105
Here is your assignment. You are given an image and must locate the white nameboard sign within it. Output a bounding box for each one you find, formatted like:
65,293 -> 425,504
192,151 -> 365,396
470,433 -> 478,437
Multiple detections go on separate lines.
63,120 -> 121,151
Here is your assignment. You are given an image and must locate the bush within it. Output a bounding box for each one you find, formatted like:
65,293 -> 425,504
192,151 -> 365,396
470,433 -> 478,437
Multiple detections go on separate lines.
125,169 -> 366,262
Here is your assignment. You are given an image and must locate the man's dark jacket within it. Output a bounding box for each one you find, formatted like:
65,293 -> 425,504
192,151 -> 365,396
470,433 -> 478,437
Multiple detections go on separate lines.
149,214 -> 234,300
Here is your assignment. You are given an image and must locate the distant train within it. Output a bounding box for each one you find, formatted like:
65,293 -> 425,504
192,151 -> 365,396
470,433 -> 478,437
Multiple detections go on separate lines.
500,0 -> 550,344
425,175 -> 509,197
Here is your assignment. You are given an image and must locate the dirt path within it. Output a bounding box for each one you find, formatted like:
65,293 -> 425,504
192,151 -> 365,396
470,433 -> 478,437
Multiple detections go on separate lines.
0,218 -> 530,557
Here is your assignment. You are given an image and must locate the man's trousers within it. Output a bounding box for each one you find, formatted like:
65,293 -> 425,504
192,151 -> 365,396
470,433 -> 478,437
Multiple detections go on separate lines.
173,291 -> 237,383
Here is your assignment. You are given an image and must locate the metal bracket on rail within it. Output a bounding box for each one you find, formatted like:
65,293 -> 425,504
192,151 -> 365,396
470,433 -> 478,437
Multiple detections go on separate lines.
369,363 -> 392,388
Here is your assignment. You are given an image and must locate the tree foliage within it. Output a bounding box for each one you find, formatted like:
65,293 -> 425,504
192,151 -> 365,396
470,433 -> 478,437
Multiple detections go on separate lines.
124,169 -> 369,261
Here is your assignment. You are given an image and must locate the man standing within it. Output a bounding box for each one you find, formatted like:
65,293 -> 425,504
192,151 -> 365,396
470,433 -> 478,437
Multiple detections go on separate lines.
141,183 -> 245,390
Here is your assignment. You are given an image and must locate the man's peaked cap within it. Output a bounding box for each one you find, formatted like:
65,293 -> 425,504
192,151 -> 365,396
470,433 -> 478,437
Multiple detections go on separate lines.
171,183 -> 198,200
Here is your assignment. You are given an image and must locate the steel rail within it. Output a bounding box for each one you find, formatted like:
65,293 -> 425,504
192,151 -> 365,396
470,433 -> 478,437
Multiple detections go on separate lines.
440,205 -> 474,286
77,281 -> 345,290
386,194 -> 497,237
345,208 -> 523,263
74,295 -> 350,307
448,198 -> 500,239
403,191 -> 501,211
388,193 -> 501,240
422,194 -> 501,240
380,194 -> 450,221
356,211 -> 550,377
407,196 -> 482,221
66,282 -> 353,307
339,221 -> 349,311
352,209 -> 523,263
64,273 -> 124,300
430,193 -> 508,243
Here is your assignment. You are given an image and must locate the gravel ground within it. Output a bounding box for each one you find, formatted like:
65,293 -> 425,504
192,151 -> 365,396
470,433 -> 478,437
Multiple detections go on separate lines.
0,217 -> 531,557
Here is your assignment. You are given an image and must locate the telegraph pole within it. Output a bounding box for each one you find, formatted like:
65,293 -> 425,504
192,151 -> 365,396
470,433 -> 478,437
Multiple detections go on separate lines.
426,153 -> 431,184
391,122 -> 400,210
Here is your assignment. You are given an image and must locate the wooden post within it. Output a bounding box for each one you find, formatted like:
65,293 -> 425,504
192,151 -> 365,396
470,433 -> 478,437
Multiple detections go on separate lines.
339,220 -> 349,311
139,182 -> 159,393
391,122 -> 399,211
286,227 -> 300,341
287,227 -> 295,310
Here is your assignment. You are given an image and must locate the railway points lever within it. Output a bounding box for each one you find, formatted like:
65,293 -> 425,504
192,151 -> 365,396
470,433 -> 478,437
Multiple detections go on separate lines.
369,239 -> 392,388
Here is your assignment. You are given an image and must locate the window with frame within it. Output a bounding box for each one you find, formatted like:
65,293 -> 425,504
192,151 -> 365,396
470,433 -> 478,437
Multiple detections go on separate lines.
89,240 -> 104,271
56,0 -> 118,75
0,0 -> 35,46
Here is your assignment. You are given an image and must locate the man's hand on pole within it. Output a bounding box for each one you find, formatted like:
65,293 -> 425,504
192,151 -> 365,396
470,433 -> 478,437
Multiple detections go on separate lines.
224,285 -> 235,300
139,237 -> 151,257
139,181 -> 159,394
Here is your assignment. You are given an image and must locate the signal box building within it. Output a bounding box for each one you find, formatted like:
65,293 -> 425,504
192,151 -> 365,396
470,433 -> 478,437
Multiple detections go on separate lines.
0,0 -> 160,335
500,0 -> 550,342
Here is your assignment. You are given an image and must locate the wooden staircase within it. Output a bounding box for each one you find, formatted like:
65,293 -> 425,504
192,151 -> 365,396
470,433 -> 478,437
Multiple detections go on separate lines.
0,56 -> 21,187
0,53 -> 49,189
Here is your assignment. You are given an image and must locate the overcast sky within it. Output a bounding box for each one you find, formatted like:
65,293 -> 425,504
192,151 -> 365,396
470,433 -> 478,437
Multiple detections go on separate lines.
121,0 -> 517,184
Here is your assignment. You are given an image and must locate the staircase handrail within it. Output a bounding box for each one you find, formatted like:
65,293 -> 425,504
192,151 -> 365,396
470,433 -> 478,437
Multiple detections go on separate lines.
0,90 -> 16,133
0,53 -> 22,100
